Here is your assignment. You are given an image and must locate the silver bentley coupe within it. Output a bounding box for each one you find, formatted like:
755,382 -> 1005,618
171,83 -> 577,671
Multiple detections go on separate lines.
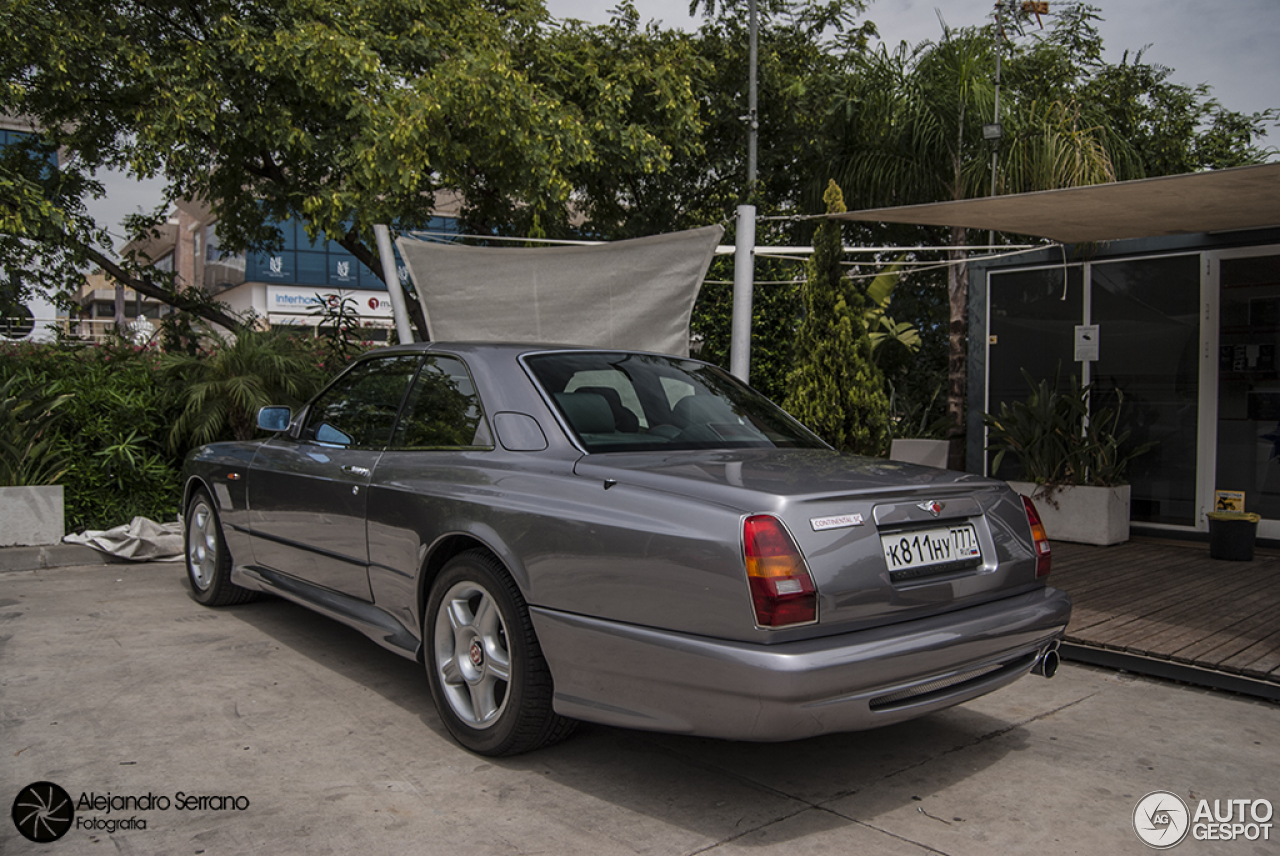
182,343 -> 1070,756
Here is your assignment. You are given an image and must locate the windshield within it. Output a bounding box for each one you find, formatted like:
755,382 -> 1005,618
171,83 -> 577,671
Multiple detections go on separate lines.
525,352 -> 829,453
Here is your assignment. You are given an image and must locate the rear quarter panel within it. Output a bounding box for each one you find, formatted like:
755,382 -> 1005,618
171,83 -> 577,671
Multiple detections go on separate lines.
364,450 -> 758,643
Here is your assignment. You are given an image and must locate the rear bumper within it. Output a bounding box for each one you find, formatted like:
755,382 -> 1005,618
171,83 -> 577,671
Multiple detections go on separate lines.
531,587 -> 1072,741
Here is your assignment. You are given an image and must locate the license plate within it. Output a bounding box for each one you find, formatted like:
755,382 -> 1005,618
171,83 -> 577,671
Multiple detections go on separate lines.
881,524 -> 982,582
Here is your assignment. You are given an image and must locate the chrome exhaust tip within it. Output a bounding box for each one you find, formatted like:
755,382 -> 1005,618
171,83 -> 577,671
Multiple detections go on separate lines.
1032,643 -> 1060,678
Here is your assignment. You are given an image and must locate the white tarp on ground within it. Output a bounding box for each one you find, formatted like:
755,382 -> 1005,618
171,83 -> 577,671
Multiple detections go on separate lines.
64,516 -> 184,562
396,225 -> 724,357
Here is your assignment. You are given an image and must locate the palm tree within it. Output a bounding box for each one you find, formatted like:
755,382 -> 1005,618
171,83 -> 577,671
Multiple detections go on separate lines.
823,25 -> 1122,453
160,329 -> 325,450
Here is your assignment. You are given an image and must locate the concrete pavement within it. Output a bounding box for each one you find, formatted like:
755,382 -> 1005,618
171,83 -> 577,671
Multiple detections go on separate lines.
2,560 -> 1276,854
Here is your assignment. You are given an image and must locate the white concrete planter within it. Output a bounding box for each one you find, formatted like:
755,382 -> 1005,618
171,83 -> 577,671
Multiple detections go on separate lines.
1007,481 -> 1130,546
0,485 -> 65,547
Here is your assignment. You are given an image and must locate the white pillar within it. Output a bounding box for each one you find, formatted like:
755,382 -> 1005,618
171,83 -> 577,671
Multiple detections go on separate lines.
730,204 -> 756,382
373,225 -> 415,344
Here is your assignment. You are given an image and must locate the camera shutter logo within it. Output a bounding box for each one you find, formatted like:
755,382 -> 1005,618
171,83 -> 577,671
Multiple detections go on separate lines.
1134,791 -> 1190,848
11,781 -> 75,843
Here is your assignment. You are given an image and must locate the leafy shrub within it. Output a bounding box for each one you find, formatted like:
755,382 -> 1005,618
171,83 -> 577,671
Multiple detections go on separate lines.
0,374 -> 72,486
0,340 -> 183,530
158,329 -> 327,449
983,369 -> 1155,488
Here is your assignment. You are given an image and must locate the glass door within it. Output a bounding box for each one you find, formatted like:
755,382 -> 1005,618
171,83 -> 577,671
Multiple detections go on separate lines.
986,265 -> 1083,481
1090,256 -> 1201,526
985,256 -> 1200,527
1215,252 -> 1280,537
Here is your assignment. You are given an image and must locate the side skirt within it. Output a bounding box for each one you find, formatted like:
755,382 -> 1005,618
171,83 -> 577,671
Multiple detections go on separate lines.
236,565 -> 421,661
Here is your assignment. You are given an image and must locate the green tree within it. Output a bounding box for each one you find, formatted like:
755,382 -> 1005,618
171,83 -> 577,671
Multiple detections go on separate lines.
823,19 -> 1126,447
677,0 -> 875,398
783,181 -> 889,455
1006,4 -> 1275,176
0,0 -> 701,333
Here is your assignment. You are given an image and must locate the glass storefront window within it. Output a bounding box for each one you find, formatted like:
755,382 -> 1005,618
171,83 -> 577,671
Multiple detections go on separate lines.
203,221 -> 247,292
1217,254 -> 1280,520
296,252 -> 327,284
986,256 -> 1199,525
987,265 -> 1083,480
1092,256 -> 1200,525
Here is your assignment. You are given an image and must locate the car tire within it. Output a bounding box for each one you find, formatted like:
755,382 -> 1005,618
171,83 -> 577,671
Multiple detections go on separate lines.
184,488 -> 257,607
424,550 -> 576,756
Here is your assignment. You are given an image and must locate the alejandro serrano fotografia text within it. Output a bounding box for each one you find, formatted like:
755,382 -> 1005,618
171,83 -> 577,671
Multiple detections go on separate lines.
77,791 -> 251,813
70,791 -> 251,834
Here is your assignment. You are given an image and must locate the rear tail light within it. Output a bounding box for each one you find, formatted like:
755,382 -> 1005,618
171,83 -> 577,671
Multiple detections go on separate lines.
742,515 -> 817,627
1021,495 -> 1052,577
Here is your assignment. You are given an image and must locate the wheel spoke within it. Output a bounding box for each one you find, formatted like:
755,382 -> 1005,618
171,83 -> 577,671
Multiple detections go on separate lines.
440,655 -> 464,686
469,676 -> 497,723
486,647 -> 510,682
472,594 -> 498,635
446,598 -> 472,635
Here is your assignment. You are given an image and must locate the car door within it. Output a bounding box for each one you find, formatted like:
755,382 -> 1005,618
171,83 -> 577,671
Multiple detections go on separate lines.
248,354 -> 422,600
365,355 -> 497,611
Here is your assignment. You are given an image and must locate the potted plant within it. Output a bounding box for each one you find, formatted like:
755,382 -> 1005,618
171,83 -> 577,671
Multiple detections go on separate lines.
983,370 -> 1155,546
0,376 -> 71,546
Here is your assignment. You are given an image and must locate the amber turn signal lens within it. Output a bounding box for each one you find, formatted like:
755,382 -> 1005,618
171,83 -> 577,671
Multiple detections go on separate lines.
1020,495 -> 1052,578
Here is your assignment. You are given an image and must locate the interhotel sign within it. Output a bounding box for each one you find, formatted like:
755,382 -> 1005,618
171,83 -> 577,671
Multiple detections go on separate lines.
267,285 -> 394,319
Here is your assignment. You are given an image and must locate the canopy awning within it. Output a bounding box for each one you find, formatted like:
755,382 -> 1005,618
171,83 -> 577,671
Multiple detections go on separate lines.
396,225 -> 724,356
831,162 -> 1280,244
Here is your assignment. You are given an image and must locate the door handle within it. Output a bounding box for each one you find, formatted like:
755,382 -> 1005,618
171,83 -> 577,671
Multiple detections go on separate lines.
342,465 -> 371,477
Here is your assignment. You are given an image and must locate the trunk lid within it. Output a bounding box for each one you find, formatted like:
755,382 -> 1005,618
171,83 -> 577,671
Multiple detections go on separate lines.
573,448 -> 1040,631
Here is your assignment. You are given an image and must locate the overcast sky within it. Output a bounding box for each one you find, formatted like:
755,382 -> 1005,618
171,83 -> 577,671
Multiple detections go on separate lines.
89,0 -> 1279,245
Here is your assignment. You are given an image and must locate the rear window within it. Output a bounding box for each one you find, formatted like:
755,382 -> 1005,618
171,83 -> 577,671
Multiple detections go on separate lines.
525,352 -> 828,453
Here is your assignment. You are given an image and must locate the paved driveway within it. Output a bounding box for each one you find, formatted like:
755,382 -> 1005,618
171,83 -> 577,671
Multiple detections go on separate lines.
2,562 -> 1276,854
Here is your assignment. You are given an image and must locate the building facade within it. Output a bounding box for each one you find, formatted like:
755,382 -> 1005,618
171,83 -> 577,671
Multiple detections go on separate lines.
968,227 -> 1280,539
125,199 -> 460,337
1,117 -> 60,343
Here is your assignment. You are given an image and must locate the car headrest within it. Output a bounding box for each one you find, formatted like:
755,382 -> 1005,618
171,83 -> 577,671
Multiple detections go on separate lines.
553,392 -> 616,434
575,386 -> 640,432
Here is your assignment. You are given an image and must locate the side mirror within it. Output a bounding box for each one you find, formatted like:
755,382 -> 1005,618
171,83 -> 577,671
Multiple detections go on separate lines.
257,406 -> 292,432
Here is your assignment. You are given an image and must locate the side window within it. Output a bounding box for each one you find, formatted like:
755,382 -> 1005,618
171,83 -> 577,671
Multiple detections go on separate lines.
303,355 -> 421,448
391,356 -> 492,449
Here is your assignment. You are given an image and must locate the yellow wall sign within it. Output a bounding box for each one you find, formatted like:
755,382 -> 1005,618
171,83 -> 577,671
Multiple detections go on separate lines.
1214,490 -> 1245,512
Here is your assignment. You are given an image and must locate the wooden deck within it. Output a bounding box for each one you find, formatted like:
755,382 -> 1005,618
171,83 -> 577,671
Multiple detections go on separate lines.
1050,536 -> 1280,694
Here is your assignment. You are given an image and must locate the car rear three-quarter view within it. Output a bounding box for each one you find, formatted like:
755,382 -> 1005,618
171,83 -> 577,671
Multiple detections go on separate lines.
180,343 -> 1071,757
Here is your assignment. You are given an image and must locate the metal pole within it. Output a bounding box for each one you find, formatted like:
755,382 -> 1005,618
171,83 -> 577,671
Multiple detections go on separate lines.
373,224 -> 415,344
747,0 -> 758,186
730,204 -> 756,381
730,0 -> 759,382
988,51 -> 1000,251
114,282 -> 125,332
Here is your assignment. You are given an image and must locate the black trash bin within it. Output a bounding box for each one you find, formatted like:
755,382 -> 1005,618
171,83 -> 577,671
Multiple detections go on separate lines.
1207,511 -> 1260,561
